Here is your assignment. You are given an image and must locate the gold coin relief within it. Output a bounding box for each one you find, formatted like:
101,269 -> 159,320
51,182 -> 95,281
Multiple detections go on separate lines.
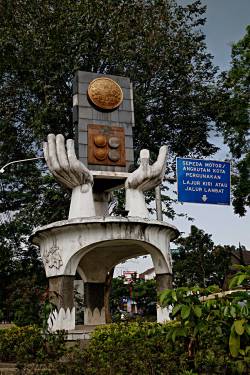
94,148 -> 107,161
94,135 -> 107,147
88,78 -> 123,110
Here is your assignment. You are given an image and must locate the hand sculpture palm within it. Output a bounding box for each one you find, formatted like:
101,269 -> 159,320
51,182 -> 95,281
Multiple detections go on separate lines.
43,134 -> 93,192
125,146 -> 168,218
125,146 -> 167,191
43,134 -> 95,218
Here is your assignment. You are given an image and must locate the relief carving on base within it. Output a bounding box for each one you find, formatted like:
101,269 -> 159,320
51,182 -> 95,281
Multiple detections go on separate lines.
42,239 -> 63,270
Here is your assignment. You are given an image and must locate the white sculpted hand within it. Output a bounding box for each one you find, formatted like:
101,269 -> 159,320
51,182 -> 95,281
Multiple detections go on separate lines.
125,146 -> 168,218
43,134 -> 95,218
43,134 -> 93,192
125,146 -> 167,191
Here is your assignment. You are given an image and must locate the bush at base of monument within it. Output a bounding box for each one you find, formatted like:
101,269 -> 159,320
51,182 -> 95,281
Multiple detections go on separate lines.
1,268 -> 249,374
0,326 -> 66,363
1,320 -> 249,374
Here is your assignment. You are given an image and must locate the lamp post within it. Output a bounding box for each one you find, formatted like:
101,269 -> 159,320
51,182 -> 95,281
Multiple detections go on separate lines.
0,157 -> 44,174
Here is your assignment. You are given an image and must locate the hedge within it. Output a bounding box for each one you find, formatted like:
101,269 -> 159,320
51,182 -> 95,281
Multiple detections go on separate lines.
1,320 -> 249,374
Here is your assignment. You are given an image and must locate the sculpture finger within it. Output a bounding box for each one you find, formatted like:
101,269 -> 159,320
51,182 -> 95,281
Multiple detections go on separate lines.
139,149 -> 150,163
47,134 -> 60,171
56,135 -> 79,186
134,146 -> 167,191
56,134 -> 70,171
140,146 -> 167,191
67,139 -> 93,186
66,139 -> 88,181
151,145 -> 168,179
43,141 -> 54,172
125,149 -> 151,189
44,135 -> 73,189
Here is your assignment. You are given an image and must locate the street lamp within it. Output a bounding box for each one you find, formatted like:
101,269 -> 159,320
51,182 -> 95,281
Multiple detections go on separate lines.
0,157 -> 44,174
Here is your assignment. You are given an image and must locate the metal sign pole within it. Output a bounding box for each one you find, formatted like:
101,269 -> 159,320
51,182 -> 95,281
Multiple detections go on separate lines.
155,185 -> 163,221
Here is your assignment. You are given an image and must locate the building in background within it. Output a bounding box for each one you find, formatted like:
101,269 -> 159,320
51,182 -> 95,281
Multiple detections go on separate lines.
139,267 -> 156,281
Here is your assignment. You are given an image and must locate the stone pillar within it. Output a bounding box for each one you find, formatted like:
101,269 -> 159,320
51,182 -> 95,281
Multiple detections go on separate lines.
48,276 -> 75,331
84,282 -> 106,325
156,273 -> 172,291
156,273 -> 172,323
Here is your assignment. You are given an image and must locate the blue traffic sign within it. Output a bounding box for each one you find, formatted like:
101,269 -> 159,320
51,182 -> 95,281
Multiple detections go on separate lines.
176,158 -> 231,205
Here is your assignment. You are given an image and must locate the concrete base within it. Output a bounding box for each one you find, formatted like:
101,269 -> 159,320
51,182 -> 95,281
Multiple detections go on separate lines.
48,307 -> 75,332
157,306 -> 171,322
31,217 -> 179,330
66,325 -> 99,341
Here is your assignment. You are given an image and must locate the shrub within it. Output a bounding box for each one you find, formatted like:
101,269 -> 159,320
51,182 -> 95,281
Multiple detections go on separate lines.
86,321 -> 188,374
0,325 -> 66,363
2,267 -> 249,374
159,267 -> 250,374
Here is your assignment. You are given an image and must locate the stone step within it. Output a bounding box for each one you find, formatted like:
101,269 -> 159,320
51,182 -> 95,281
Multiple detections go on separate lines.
0,363 -> 17,375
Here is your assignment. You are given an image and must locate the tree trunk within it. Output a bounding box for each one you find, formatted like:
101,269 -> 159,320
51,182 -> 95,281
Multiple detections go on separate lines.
104,268 -> 114,323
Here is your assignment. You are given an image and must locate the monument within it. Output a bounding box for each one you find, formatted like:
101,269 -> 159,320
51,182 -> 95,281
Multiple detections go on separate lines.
30,72 -> 179,331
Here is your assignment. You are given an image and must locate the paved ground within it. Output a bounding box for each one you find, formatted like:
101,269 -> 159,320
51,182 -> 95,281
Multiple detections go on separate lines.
0,363 -> 17,375
0,324 -> 15,330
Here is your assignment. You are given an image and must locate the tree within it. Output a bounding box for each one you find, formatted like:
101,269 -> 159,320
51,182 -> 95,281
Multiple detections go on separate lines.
110,276 -> 130,314
214,26 -> 250,216
132,278 -> 157,316
110,276 -> 157,318
0,222 -> 47,324
172,225 -> 235,288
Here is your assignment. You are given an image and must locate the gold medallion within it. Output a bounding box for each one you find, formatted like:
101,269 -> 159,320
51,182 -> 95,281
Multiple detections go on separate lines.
87,77 -> 123,110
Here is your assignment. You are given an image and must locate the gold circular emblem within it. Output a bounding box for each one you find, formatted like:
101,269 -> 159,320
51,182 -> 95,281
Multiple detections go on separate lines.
87,77 -> 123,110
94,135 -> 107,147
94,148 -> 107,161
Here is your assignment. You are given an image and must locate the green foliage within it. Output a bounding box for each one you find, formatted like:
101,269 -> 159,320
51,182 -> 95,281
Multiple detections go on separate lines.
110,277 -> 157,319
0,227 -> 47,324
215,26 -> 250,216
19,318 -> 250,374
2,268 -> 250,374
229,265 -> 250,290
84,321 -> 187,375
5,266 -> 250,373
172,225 -> 234,288
0,325 -> 66,363
160,269 -> 250,373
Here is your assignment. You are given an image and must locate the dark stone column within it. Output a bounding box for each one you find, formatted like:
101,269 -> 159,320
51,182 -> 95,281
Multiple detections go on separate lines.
84,282 -> 105,325
84,282 -> 105,312
49,275 -> 75,311
156,273 -> 173,292
156,273 -> 173,322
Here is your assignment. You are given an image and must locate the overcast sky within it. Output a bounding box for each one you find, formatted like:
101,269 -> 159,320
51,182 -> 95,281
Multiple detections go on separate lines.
115,0 -> 250,276
202,0 -> 250,70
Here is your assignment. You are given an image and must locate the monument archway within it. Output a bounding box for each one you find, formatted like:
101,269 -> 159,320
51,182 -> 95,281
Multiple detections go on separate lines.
31,217 -> 178,329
